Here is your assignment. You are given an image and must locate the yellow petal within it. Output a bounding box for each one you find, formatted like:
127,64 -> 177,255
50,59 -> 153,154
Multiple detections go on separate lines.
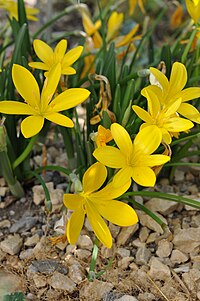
33,39 -> 54,66
86,201 -> 112,248
179,87 -> 200,102
111,123 -> 133,158
62,46 -> 83,68
28,62 -> 49,70
168,62 -> 187,99
112,167 -> 133,187
0,101 -> 36,115
62,67 -> 76,75
66,209 -> 85,245
132,105 -> 153,123
82,162 -> 107,193
97,200 -> 138,226
149,67 -> 169,94
93,146 -> 127,168
185,0 -> 200,23
129,0 -> 136,15
142,154 -> 170,167
48,88 -> 90,112
107,11 -> 124,42
12,64 -> 40,108
45,112 -> 74,127
133,125 -> 162,155
63,194 -> 83,210
141,85 -> 161,116
92,180 -> 131,200
21,115 -> 44,138
164,98 -> 182,117
55,39 -> 67,62
161,128 -> 172,144
132,166 -> 156,187
178,103 -> 200,123
164,117 -> 194,131
41,63 -> 61,109
116,24 -> 140,48
82,10 -> 98,36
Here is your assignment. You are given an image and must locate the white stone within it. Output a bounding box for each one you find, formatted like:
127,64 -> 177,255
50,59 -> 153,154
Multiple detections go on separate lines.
118,257 -> 134,269
75,249 -> 91,260
79,279 -> 114,300
33,274 -> 47,288
0,219 -> 11,228
148,257 -> 171,280
109,223 -> 121,238
25,234 -> 40,247
116,247 -> 131,258
135,247 -> 151,265
145,198 -> 179,215
172,228 -> 200,253
68,264 -> 85,284
49,271 -> 76,292
138,211 -> 167,234
139,227 -> 149,243
19,249 -> 34,260
77,235 -> 93,251
0,234 -> 23,255
117,224 -> 139,246
170,249 -> 189,264
156,239 -> 173,258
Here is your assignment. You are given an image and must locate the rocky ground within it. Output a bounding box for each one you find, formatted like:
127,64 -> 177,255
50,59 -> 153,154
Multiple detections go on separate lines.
0,139 -> 200,301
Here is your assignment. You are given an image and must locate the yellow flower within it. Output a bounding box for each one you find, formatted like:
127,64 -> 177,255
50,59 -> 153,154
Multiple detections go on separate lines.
80,8 -> 141,78
149,62 -> 200,124
95,125 -> 113,147
29,39 -> 83,76
0,64 -> 90,138
0,0 -> 39,21
133,86 -> 194,144
129,0 -> 145,15
185,0 -> 200,24
93,123 -> 170,187
107,11 -> 124,42
64,162 -> 138,248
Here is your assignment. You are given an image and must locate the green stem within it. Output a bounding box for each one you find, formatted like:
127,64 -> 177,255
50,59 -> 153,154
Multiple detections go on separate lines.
33,164 -> 71,176
29,170 -> 52,212
123,191 -> 200,210
13,134 -> 38,170
88,238 -> 99,282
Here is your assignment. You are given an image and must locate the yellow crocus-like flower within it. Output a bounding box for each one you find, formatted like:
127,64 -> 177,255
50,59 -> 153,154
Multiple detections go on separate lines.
0,0 -> 39,21
133,86 -> 194,144
93,123 -> 170,188
64,162 -> 138,248
29,39 -> 83,76
185,0 -> 200,24
149,62 -> 200,124
129,0 -> 145,15
0,64 -> 90,138
80,9 -> 141,77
